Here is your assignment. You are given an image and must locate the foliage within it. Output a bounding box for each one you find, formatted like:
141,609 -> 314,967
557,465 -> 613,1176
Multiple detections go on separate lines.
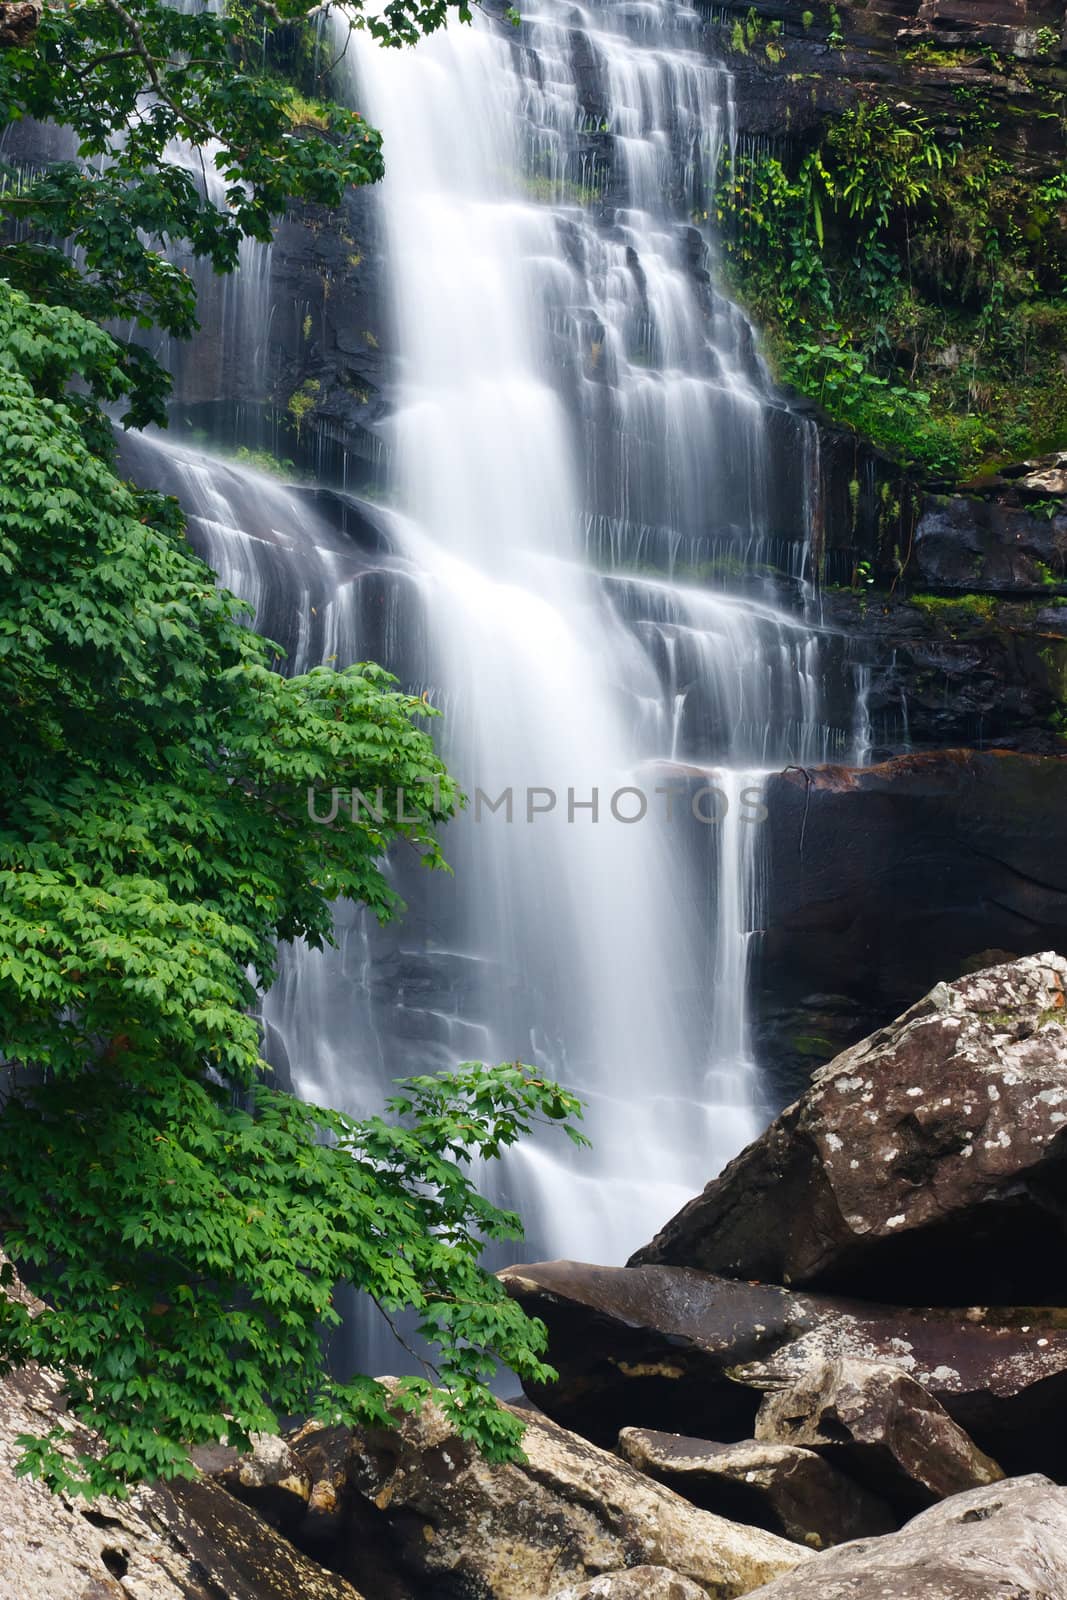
717,93 -> 1067,483
0,0 -> 477,426
0,277 -> 587,1494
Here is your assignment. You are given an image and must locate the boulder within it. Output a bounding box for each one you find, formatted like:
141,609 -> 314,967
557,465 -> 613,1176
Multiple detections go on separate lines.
754,1358 -> 1003,1511
499,1259 -> 1067,1477
616,1430 -> 895,1549
632,953 -> 1067,1307
739,1475 -> 1067,1600
0,1363 -> 364,1600
550,1570 -> 709,1600
302,1385 -> 808,1600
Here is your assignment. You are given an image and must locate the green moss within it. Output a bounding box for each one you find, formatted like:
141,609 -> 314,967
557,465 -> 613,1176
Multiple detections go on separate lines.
521,172 -> 603,207
791,1034 -> 836,1058
284,91 -> 331,131
287,376 -> 320,433
232,445 -> 297,479
909,592 -> 997,621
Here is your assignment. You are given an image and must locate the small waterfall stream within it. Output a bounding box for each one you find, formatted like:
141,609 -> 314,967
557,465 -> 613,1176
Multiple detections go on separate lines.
123,0 -> 868,1333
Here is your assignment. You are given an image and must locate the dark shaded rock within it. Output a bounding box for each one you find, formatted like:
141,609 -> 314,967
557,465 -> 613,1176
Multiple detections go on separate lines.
303,1386 -> 806,1600
156,1479 -> 362,1600
199,1434 -> 311,1537
816,590 -> 1067,758
740,1475 -> 1067,1600
550,1570 -> 709,1600
616,1430 -> 896,1549
754,1358 -> 1003,1511
635,953 -> 1067,1307
914,494 -> 1067,593
499,1259 -> 1067,1478
752,765 -> 1067,1105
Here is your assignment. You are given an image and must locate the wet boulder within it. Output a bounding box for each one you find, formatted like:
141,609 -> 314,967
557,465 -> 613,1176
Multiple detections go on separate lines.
302,1385 -> 808,1600
739,1475 -> 1067,1600
499,1259 -> 1067,1477
632,953 -> 1067,1307
616,1430 -> 896,1549
754,1358 -> 1003,1512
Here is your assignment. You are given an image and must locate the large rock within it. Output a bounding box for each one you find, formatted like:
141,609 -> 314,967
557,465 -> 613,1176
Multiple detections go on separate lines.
913,493 -> 1067,593
0,1363 -> 364,1600
499,1259 -> 1067,1477
739,1475 -> 1067,1600
633,953 -> 1067,1306
754,1358 -> 1003,1511
753,757 -> 1067,1108
550,1571 -> 710,1600
299,1386 -> 808,1600
617,1430 -> 895,1549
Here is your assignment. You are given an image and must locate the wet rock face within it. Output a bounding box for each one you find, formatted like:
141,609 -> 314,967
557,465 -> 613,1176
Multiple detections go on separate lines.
635,953 -> 1067,1308
914,494 -> 1067,593
739,1475 -> 1067,1600
754,760 -> 1067,1082
754,1358 -> 1003,1512
616,1431 -> 896,1549
310,1388 -> 807,1600
498,1259 -> 1067,1478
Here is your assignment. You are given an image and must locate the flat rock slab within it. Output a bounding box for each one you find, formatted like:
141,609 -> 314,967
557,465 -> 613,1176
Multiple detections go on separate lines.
633,953 -> 1067,1307
617,1430 -> 896,1548
754,1357 -> 1003,1511
499,1258 -> 1067,1476
739,1475 -> 1067,1600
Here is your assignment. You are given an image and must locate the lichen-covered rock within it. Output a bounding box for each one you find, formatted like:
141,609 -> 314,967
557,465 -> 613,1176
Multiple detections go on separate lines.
617,1430 -> 895,1549
754,1359 -> 1003,1512
550,1569 -> 710,1600
739,1475 -> 1067,1600
315,1385 -> 808,1600
632,953 -> 1067,1306
0,1362 -> 363,1600
499,1259 -> 1067,1477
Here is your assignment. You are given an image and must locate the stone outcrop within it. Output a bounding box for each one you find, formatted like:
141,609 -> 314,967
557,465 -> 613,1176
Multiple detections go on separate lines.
739,1475 -> 1067,1600
617,1431 -> 895,1549
289,1387 -> 808,1600
754,1358 -> 1003,1511
498,1259 -> 1067,1476
635,953 -> 1067,1306
550,1571 -> 710,1600
0,1364 -> 364,1600
913,491 -> 1067,594
748,756 -> 1067,1103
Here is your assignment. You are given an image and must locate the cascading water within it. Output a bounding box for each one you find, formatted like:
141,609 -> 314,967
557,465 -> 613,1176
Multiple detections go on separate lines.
121,0 -> 868,1345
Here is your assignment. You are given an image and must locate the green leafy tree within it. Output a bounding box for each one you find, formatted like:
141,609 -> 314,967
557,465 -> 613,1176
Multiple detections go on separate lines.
0,274 -> 587,1497
0,0 -> 474,423
0,0 -> 586,1499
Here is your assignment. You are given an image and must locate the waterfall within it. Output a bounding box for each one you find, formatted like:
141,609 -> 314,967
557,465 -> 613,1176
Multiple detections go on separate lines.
121,0 -> 867,1309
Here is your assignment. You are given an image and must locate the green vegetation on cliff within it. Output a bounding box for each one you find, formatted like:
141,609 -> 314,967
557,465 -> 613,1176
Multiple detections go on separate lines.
717,81 -> 1067,483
